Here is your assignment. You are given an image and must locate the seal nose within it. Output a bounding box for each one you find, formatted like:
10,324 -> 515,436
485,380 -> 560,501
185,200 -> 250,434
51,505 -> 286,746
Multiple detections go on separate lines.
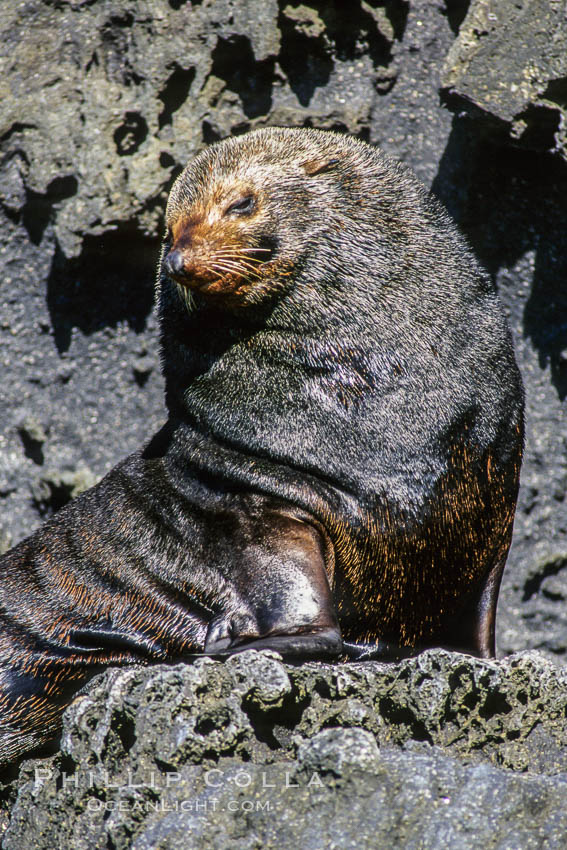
164,249 -> 186,279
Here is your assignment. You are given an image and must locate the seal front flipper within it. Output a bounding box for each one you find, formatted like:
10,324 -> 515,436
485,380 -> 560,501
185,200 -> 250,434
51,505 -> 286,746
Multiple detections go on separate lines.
204,623 -> 343,659
203,511 -> 343,660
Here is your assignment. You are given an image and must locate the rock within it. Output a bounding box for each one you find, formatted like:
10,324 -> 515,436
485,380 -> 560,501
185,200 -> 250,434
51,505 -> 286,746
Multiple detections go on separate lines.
0,0 -> 398,262
0,528 -> 12,556
17,416 -> 48,465
295,727 -> 382,777
3,649 -> 567,848
0,0 -> 283,259
31,465 -> 99,517
442,0 -> 567,162
131,356 -> 153,387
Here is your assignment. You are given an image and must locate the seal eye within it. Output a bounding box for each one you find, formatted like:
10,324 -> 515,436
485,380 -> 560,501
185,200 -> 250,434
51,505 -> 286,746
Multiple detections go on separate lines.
225,195 -> 255,216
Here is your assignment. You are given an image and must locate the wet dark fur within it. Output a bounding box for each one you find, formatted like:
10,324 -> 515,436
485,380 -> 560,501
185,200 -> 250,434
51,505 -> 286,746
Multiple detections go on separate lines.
0,128 -> 523,763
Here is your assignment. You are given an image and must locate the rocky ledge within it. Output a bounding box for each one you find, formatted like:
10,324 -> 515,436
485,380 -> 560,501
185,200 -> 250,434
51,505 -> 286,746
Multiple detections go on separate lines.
2,648 -> 567,848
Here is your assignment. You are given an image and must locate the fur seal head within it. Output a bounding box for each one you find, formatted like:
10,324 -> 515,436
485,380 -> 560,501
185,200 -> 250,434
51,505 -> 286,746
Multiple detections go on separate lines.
162,127 -> 384,311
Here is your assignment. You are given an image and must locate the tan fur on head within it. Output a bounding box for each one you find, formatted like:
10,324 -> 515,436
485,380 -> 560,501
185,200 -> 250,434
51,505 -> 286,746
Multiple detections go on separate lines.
162,127 -> 393,309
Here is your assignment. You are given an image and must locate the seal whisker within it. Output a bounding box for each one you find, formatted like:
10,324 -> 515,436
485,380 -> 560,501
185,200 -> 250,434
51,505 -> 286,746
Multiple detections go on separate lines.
211,256 -> 269,271
209,260 -> 248,273
211,253 -> 267,270
214,247 -> 272,257
211,260 -> 264,281
176,282 -> 195,311
212,254 -> 268,272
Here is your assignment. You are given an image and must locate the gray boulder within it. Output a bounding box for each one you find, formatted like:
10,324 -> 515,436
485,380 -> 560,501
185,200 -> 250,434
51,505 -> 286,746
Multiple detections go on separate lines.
3,649 -> 567,848
442,0 -> 567,162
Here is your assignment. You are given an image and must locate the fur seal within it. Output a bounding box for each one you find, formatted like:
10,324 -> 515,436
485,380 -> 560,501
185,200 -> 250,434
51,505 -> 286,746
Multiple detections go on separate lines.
0,127 -> 523,763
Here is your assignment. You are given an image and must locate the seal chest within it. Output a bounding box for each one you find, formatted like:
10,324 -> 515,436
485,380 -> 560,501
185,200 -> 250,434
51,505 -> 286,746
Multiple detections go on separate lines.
0,127 -> 523,763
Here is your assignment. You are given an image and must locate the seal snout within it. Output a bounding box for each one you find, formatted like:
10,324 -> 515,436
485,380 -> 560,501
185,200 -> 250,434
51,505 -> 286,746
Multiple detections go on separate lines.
163,218 -> 274,298
164,248 -> 186,280
164,242 -> 217,292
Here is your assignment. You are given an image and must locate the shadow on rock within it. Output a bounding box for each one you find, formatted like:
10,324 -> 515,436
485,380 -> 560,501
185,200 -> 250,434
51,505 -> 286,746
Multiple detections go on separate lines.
433,119 -> 567,401
46,230 -> 160,353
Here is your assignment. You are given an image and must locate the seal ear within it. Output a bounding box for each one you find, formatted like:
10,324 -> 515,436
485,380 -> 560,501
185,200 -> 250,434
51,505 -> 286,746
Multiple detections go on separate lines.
302,158 -> 340,176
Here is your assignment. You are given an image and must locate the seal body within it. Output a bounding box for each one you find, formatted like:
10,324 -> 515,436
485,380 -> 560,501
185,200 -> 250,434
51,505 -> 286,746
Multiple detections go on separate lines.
0,128 -> 523,762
